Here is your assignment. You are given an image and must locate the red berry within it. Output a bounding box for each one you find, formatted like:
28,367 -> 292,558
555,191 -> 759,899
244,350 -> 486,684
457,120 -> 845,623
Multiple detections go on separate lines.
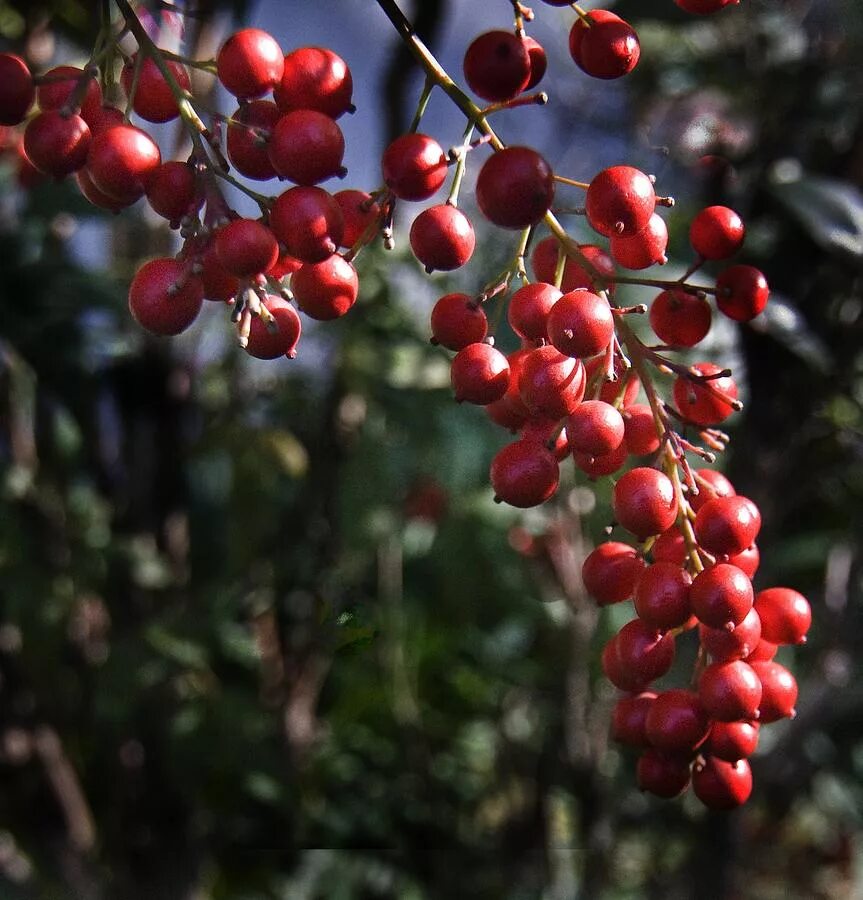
463,31 -> 531,102
754,587 -> 811,645
698,660 -> 762,721
586,166 -> 655,237
694,495 -> 762,558
744,638 -> 778,664
245,295 -> 302,360
87,105 -> 125,132
37,65 -> 102,126
522,35 -> 548,90
490,439 -> 559,508
475,147 -> 555,229
214,218 -> 279,277
673,362 -> 738,426
382,133 -> 448,201
634,561 -> 692,631
335,190 -> 381,248
145,160 -> 200,226
716,265 -> 769,322
75,168 -> 129,212
226,100 -> 280,181
270,186 -> 345,263
268,110 -> 345,185
649,289 -> 711,347
749,661 -> 797,722
0,53 -> 34,125
23,110 -> 90,178
569,10 -> 641,80
518,346 -> 586,419
567,400 -> 625,456
585,355 -> 642,407
547,290 -> 614,358
652,527 -> 687,566
692,757 -> 752,810
699,605 -> 762,662
637,749 -> 691,798
728,544 -> 760,578
217,28 -> 284,99
409,203 -> 475,272
87,124 -> 161,203
451,343 -> 510,405
613,468 -> 678,539
615,619 -> 676,686
691,468 -> 736,512
531,237 -> 616,295
622,404 -> 661,456
267,251 -> 303,280
121,55 -> 190,123
645,688 -> 710,753
275,47 -> 353,119
611,692 -> 656,747
507,282 -> 561,342
690,563 -> 754,630
128,258 -> 203,335
708,721 -> 759,762
574,440 -> 629,478
291,254 -> 359,320
582,541 -> 645,605
610,213 -> 668,270
430,293 -> 487,350
194,240 -> 240,303
690,205 -> 745,260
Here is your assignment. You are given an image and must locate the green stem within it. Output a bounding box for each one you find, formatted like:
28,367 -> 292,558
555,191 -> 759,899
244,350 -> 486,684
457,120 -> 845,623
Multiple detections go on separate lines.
409,76 -> 434,133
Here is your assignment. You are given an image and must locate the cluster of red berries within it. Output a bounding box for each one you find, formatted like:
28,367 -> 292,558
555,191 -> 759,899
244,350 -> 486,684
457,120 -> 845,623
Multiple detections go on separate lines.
581,471 -> 810,808
0,0 -> 799,808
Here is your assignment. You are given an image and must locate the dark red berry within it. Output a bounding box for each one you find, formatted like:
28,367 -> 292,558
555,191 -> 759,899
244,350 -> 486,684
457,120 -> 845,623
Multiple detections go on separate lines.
128,258 -> 203,335
676,0 -> 740,15
87,124 -> 161,203
645,688 -> 710,753
582,541 -> 645,605
622,404 -> 661,456
268,110 -> 345,185
613,468 -> 678,539
475,147 -> 555,229
335,190 -> 381,248
749,661 -> 797,722
547,289 -> 614,358
270,186 -> 345,263
609,213 -> 668,269
673,362 -> 738,426
24,110 -> 90,178
694,495 -> 762,558
690,563 -> 754,630
708,721 -> 759,762
463,31 -> 531,102
245,295 -> 302,359
490,439 -> 559,508
522,35 -> 548,90
37,65 -> 102,126
226,100 -> 280,180
121,54 -> 190,123
699,605 -> 762,662
567,400 -> 625,456
569,10 -> 641,80
612,692 -> 656,747
634,561 -> 692,631
531,237 -> 616,294
586,165 -> 655,237
0,53 -> 34,125
698,660 -> 762,721
574,440 -> 629,478
754,587 -> 811,645
430,293 -> 487,350
214,218 -> 279,277
518,346 -> 586,419
507,282 -> 561,342
409,203 -> 475,272
145,160 -> 200,226
615,619 -> 676,686
692,757 -> 752,810
275,47 -> 353,119
637,749 -> 691,798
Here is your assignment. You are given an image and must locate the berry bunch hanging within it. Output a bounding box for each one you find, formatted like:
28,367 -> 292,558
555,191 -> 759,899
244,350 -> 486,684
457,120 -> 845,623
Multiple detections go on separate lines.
0,0 -> 802,809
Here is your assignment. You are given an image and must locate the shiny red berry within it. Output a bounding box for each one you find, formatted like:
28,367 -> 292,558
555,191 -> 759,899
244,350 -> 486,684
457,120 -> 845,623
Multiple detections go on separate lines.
694,495 -> 762,558
610,213 -> 668,269
690,205 -> 745,260
547,289 -> 614,358
0,53 -> 34,125
567,400 -> 625,456
409,203 -> 475,272
749,661 -> 797,722
673,362 -> 738,426
463,30 -> 531,102
698,660 -> 762,721
518,346 -> 586,419
382,133 -> 448,201
128,258 -> 203,335
275,47 -> 353,119
335,190 -> 381,248
622,404 -> 661,456
611,692 -> 656,747
490,439 -> 559,508
507,282 -> 561,342
145,160 -> 200,226
217,28 -> 284,99
226,100 -> 280,180
37,65 -> 102,126
475,147 -> 555,229
430,293 -> 487,350
214,218 -> 279,277
634,561 -> 693,631
614,619 -> 676,686
692,757 -> 752,810
586,165 -> 655,237
754,587 -> 811,645
582,541 -> 645,605
121,55 -> 190,123
531,237 -> 616,294
268,110 -> 345,185
569,10 -> 641,80
645,688 -> 710,753
708,721 -> 759,762
451,343 -> 510,405
716,265 -> 769,322
270,186 -> 345,263
24,110 -> 90,178
87,124 -> 161,203
245,295 -> 302,360
690,563 -> 754,630
649,289 -> 711,347
291,254 -> 359,320
613,468 -> 678,539
699,605 -> 762,662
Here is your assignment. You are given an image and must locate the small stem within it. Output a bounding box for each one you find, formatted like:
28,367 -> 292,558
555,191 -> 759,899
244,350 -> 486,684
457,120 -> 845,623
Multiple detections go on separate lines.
572,4 -> 593,26
553,175 -> 590,190
609,274 -> 715,294
409,75 -> 434,133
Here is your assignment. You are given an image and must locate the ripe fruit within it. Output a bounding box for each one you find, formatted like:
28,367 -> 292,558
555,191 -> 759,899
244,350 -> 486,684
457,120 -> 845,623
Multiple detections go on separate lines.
574,441 -> 628,478
475,147 -> 555,229
335,190 -> 381,247
450,343 -> 510,405
645,689 -> 710,752
547,290 -> 614,358
673,363 -> 738,426
87,124 -> 162,203
226,100 -> 280,180
612,468 -> 678,539
291,254 -> 359,320
699,606 -> 762,662
268,110 -> 345,184
690,563 -> 754,630
569,10 -> 641,80
622,404 -> 661,456
531,237 -> 616,294
245,295 -> 302,359
121,55 -> 191,123
692,757 -> 752,809
214,218 -> 279,277
382,133 -> 448,201
145,160 -> 200,226
698,660 -> 762,721
691,468 -> 736,512
409,203 -> 475,272
0,53 -> 34,125
694,495 -> 762,558
270,186 -> 345,263
637,750 -> 691,798
716,265 -> 770,322
754,587 -> 811,645
609,213 -> 669,269
23,110 -> 91,178
708,721 -> 759,761
634,561 -> 692,630
128,258 -> 204,335
518,346 -> 586,418
567,400 -> 625,456
582,541 -> 645,605
522,35 -> 548,90
690,205 -> 745,260
586,166 -> 656,237
649,289 -> 711,347
615,619 -> 677,686
749,661 -> 798,722
463,31 -> 531,102
276,47 -> 353,119
490,439 -> 559,508
507,282 -> 561,342
217,28 -> 284,99
612,692 -> 656,747
37,65 -> 103,126
430,293 -> 487,350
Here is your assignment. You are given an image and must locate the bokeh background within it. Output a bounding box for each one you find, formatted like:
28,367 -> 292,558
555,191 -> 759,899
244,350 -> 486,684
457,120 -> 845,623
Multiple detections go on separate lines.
0,0 -> 862,897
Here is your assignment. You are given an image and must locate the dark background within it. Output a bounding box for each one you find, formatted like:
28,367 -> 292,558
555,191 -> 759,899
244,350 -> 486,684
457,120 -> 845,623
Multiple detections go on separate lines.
0,0 -> 861,897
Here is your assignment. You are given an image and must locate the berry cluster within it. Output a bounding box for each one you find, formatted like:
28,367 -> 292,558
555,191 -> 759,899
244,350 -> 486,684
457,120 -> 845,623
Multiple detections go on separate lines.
0,0 -> 801,808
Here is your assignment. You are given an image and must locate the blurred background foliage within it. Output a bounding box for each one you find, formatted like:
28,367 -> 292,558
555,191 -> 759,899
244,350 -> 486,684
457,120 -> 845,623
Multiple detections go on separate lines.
0,0 -> 861,898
